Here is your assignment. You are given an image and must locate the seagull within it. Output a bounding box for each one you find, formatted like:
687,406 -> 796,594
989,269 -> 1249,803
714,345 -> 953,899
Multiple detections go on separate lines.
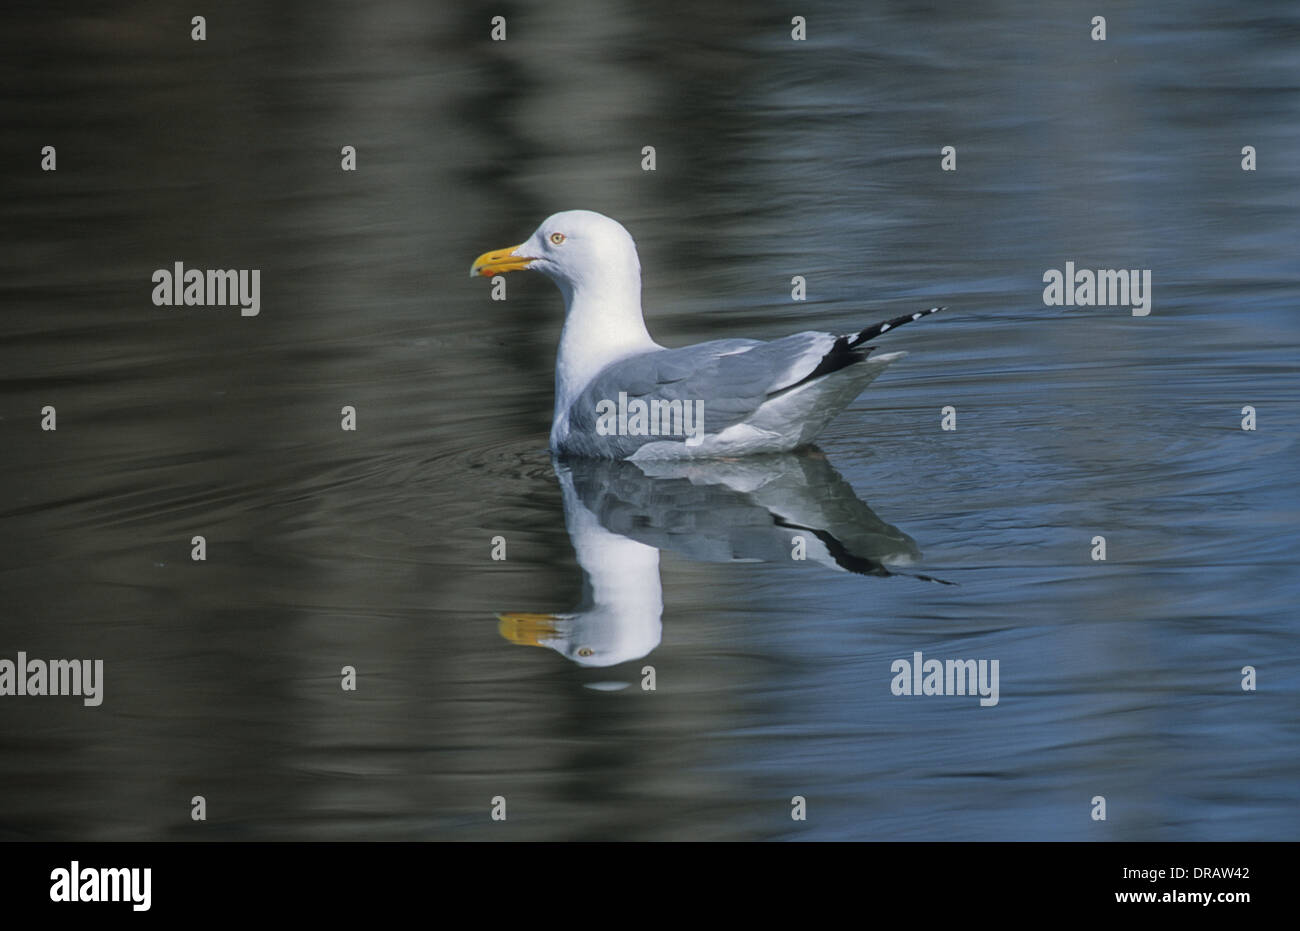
471,210 -> 943,459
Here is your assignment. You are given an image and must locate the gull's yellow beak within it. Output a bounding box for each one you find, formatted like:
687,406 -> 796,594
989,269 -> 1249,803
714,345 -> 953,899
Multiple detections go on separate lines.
497,612 -> 560,647
470,244 -> 535,278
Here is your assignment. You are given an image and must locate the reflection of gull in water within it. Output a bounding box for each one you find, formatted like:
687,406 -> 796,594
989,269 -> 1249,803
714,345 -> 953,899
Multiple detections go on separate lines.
471,210 -> 943,459
498,450 -> 949,668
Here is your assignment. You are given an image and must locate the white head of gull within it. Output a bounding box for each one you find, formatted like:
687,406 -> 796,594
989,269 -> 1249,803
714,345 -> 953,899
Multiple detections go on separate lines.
472,210 -> 943,460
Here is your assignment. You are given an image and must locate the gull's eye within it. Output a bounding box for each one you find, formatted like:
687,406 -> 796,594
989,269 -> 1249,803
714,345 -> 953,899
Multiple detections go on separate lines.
577,647 -> 594,657
550,232 -> 566,245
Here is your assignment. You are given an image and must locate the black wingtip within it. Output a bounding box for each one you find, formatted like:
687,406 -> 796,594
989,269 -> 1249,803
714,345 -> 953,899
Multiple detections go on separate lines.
849,306 -> 945,348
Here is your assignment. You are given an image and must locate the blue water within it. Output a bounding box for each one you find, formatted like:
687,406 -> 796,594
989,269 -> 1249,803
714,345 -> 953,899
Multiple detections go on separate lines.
0,0 -> 1296,839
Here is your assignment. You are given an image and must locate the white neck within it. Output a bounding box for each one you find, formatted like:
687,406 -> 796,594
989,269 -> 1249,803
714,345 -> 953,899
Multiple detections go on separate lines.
551,268 -> 660,437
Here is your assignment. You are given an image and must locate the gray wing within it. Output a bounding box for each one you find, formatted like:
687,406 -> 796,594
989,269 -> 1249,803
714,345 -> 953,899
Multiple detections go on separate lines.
561,331 -> 839,458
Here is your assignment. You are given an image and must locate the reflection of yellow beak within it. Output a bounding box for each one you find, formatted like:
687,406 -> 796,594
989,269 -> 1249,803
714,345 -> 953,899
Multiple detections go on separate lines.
497,612 -> 560,647
470,244 -> 535,278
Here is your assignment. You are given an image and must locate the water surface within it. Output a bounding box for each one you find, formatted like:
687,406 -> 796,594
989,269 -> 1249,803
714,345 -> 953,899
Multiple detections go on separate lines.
1,0 -> 1297,840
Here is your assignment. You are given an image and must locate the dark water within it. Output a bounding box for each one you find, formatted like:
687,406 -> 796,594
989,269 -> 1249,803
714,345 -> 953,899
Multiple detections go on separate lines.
1,1 -> 1297,840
